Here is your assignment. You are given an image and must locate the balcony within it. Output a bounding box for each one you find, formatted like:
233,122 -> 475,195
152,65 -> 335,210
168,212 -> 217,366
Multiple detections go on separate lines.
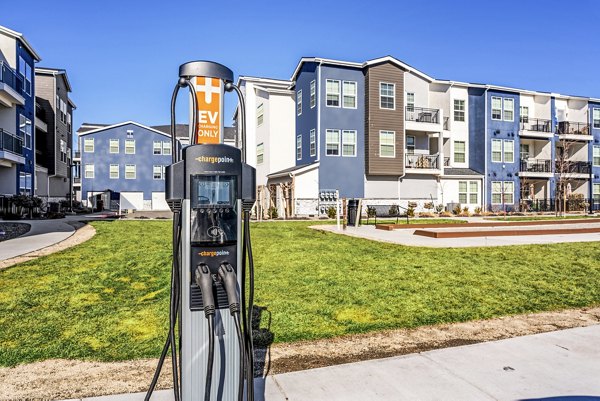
519,118 -> 553,139
0,61 -> 25,107
519,158 -> 553,177
0,128 -> 25,165
405,107 -> 442,133
405,153 -> 440,174
35,103 -> 48,133
557,121 -> 592,141
556,160 -> 591,175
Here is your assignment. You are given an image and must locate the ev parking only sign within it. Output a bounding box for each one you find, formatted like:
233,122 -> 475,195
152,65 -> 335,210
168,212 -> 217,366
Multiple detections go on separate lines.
193,76 -> 224,144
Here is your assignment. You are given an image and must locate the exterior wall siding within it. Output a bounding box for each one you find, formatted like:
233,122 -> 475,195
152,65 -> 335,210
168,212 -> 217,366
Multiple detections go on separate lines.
589,102 -> 600,193
295,62 -> 318,166
364,61 -> 405,176
15,42 -> 36,194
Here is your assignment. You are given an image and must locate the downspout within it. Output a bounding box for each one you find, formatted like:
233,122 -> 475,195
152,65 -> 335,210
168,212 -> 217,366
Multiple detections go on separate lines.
317,61 -> 322,163
289,172 -> 295,217
484,87 -> 489,210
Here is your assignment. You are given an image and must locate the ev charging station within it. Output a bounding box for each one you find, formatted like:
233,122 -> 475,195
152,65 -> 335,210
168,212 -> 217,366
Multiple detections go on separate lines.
145,61 -> 256,401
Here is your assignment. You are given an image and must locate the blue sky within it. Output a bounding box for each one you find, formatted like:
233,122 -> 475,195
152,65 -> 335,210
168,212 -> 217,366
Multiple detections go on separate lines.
4,0 -> 600,134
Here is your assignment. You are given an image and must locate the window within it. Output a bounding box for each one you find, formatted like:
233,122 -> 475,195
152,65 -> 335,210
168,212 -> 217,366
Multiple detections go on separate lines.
257,143 -> 264,164
503,140 -> 514,163
84,138 -> 94,153
256,103 -> 264,126
309,129 -> 316,156
594,146 -> 600,167
520,144 -> 530,160
109,139 -> 119,153
297,89 -> 303,115
458,181 -> 468,204
380,83 -> 395,110
310,80 -> 316,108
19,172 -> 32,195
60,140 -> 67,163
125,139 -> 135,154
18,56 -> 31,95
503,98 -> 514,121
153,165 -> 165,180
491,139 -> 502,162
492,181 -> 514,204
503,181 -> 514,204
326,79 -> 340,107
454,141 -> 466,163
153,141 -> 162,155
491,181 -> 502,204
520,106 -> 529,123
343,81 -> 357,108
109,164 -> 119,179
594,183 -> 600,202
126,129 -> 134,138
454,99 -> 465,122
163,141 -> 172,155
406,92 -> 415,112
469,181 -> 479,204
491,97 -> 502,120
342,130 -> 357,157
594,109 -> 600,129
125,164 -> 136,179
325,129 -> 340,156
84,164 -> 94,178
19,115 -> 32,149
379,130 -> 395,157
296,135 -> 302,160
406,135 -> 415,154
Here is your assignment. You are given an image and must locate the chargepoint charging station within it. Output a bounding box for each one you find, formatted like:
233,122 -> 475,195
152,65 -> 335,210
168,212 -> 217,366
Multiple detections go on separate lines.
145,61 -> 256,401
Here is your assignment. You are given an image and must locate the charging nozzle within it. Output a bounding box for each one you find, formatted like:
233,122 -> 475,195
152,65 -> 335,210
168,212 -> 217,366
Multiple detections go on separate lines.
195,264 -> 215,317
218,263 -> 240,315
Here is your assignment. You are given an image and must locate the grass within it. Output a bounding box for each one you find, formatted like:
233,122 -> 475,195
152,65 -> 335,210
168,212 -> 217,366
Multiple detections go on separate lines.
487,215 -> 599,221
1,220 -> 600,366
361,218 -> 467,225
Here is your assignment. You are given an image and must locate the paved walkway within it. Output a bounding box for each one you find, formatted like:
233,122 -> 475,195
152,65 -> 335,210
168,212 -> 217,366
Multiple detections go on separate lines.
317,224 -> 600,247
0,219 -> 76,260
64,325 -> 600,401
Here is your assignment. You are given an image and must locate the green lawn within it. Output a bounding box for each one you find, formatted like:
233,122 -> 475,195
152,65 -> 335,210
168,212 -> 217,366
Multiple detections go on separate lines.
1,220 -> 600,367
487,215 -> 599,221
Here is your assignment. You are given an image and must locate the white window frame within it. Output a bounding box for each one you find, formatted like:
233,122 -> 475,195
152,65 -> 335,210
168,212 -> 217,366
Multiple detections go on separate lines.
153,141 -> 162,155
125,164 -> 136,179
406,92 -> 415,111
84,138 -> 94,153
379,82 -> 395,110
257,142 -> 264,164
453,99 -> 465,122
310,80 -> 316,108
109,164 -> 119,179
125,139 -> 136,154
593,145 -> 600,167
296,135 -> 302,160
520,106 -> 529,123
491,139 -> 502,162
491,96 -> 502,120
162,141 -> 172,155
406,135 -> 415,154
19,115 -> 32,149
257,103 -> 264,126
379,130 -> 395,158
503,181 -> 514,204
84,164 -> 94,179
342,130 -> 357,157
503,140 -> 515,163
593,183 -> 600,202
153,165 -> 164,180
297,89 -> 303,116
326,79 -> 341,108
309,129 -> 316,157
342,81 -> 357,109
469,181 -> 479,204
454,141 -> 466,163
325,129 -> 340,156
503,98 -> 514,122
109,139 -> 119,154
593,108 -> 600,129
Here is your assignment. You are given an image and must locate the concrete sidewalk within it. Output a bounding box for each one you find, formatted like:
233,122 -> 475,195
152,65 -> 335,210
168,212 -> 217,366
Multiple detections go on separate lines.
0,219 -> 76,260
66,325 -> 600,401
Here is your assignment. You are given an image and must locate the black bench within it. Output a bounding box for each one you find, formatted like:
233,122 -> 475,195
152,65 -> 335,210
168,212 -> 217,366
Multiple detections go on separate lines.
365,204 -> 409,225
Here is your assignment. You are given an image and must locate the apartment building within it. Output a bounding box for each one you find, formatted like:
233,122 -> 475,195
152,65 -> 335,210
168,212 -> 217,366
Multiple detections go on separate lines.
0,25 -> 41,196
35,67 -> 75,201
237,55 -> 600,215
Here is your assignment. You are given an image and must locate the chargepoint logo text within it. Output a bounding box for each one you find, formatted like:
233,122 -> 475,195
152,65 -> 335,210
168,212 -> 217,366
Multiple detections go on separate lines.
195,155 -> 234,164
199,250 -> 230,257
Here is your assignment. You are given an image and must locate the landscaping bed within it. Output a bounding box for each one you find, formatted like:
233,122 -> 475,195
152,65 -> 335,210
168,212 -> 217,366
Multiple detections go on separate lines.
0,223 -> 30,242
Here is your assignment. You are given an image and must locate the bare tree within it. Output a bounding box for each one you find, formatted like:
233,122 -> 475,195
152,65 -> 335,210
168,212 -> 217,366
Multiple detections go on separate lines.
555,138 -> 577,216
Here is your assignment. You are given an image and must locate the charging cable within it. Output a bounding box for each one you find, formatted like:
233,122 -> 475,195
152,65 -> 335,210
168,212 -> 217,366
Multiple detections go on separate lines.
195,264 -> 216,401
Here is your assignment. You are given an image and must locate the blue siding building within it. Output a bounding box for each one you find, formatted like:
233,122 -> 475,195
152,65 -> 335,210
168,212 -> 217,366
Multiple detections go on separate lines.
79,122 -> 174,211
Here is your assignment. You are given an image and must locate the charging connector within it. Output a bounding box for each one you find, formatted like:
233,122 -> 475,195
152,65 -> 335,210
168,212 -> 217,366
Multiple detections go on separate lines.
195,264 -> 215,317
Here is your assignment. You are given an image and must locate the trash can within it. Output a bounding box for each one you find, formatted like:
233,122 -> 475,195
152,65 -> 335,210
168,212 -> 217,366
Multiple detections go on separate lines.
347,199 -> 359,226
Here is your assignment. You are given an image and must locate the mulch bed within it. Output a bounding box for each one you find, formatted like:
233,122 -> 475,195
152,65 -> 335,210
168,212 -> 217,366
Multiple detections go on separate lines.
0,223 -> 30,242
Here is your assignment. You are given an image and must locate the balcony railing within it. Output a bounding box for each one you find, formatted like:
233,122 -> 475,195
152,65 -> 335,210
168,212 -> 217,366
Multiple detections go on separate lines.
406,153 -> 439,169
36,103 -> 47,123
444,156 -> 450,167
0,128 -> 24,156
556,160 -> 591,174
0,61 -> 23,93
405,107 -> 440,124
520,159 -> 552,173
520,118 -> 552,133
557,121 -> 590,136
443,117 -> 449,130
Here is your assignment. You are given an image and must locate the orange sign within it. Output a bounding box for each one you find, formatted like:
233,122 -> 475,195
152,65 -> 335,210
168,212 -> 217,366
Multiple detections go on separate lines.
194,76 -> 223,144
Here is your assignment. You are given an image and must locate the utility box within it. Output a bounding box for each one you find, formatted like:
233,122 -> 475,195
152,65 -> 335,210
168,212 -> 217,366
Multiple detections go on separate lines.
347,199 -> 359,226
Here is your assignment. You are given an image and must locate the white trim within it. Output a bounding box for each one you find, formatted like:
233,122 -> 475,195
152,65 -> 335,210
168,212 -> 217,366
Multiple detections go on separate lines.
77,121 -> 172,138
379,130 -> 396,158
325,129 -> 341,156
342,130 -> 357,157
125,164 -> 136,180
310,80 -> 316,109
491,96 -> 502,121
109,138 -> 119,154
379,82 -> 396,110
297,89 -> 303,116
296,135 -> 302,160
503,98 -> 514,122
309,129 -> 316,157
491,139 -> 502,163
325,79 -> 341,108
342,81 -> 357,109
0,25 -> 42,61
109,164 -> 119,179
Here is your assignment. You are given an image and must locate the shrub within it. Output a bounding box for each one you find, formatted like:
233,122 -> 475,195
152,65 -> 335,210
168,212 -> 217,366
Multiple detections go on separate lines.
440,211 -> 453,217
452,204 -> 462,215
418,212 -> 435,218
474,206 -> 482,215
406,206 -> 415,218
408,201 -> 418,209
268,206 -> 278,219
435,204 -> 444,213
367,207 -> 376,218
389,204 -> 399,216
326,206 -> 336,219
424,202 -> 434,210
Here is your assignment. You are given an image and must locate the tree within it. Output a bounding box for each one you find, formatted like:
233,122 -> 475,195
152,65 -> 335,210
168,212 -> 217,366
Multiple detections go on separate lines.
555,138 -> 577,216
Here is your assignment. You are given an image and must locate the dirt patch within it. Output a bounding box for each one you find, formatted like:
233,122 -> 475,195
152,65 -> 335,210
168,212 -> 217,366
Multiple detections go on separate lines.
0,306 -> 598,400
0,223 -> 96,271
